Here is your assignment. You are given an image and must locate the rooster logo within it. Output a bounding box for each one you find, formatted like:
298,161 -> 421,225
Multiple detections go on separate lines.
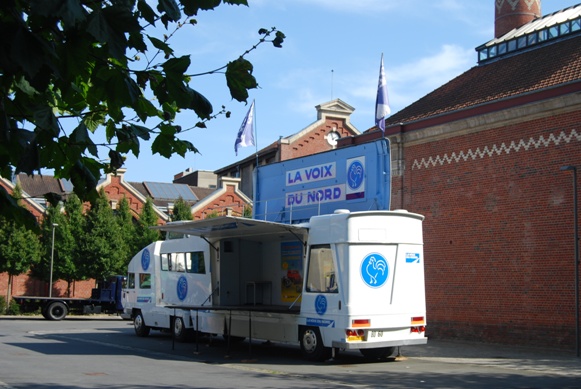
347,160 -> 364,190
361,253 -> 389,288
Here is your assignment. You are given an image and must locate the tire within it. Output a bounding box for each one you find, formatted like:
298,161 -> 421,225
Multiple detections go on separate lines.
300,327 -> 331,361
360,346 -> 396,360
46,301 -> 68,321
133,312 -> 150,337
173,317 -> 191,342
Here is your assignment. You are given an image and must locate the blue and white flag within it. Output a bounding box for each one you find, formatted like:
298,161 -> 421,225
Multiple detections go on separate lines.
234,100 -> 255,156
375,54 -> 391,133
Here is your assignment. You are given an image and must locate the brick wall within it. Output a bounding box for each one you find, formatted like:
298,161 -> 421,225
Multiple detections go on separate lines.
395,109 -> 581,347
192,183 -> 247,220
280,117 -> 353,160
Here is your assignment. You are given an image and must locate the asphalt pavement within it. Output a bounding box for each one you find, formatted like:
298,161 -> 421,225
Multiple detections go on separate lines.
2,314 -> 580,380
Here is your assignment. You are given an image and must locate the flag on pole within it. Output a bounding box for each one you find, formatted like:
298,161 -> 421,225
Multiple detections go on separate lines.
234,100 -> 255,156
375,54 -> 391,133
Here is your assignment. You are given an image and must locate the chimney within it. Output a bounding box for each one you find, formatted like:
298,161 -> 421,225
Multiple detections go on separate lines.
495,0 -> 541,38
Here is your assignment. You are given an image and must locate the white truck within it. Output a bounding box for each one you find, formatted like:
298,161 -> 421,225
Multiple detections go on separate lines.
123,209 -> 427,360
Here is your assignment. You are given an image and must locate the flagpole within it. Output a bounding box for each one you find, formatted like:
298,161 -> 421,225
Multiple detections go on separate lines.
253,100 -> 259,218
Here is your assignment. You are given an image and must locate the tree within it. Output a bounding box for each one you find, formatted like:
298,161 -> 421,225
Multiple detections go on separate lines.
0,185 -> 42,304
135,197 -> 161,249
116,196 -> 138,265
34,203 -> 78,295
0,0 -> 285,225
80,189 -> 127,280
171,196 -> 192,221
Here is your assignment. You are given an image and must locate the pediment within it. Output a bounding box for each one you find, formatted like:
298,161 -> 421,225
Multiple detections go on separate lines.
316,99 -> 355,120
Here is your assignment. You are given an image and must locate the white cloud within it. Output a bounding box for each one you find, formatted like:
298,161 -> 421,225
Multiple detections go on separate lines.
392,44 -> 473,90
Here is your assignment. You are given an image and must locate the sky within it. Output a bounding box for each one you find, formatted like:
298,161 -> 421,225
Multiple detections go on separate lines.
119,0 -> 576,183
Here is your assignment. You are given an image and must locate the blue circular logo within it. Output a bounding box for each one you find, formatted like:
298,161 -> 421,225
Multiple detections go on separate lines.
315,295 -> 327,315
347,160 -> 364,190
177,276 -> 188,301
360,253 -> 389,288
141,249 -> 150,271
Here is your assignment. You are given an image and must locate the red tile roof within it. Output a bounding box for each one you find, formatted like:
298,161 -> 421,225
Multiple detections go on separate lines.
382,35 -> 581,129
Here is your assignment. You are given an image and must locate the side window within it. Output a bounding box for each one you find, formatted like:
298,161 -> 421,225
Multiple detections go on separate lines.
139,273 -> 151,289
161,254 -> 169,271
187,251 -> 206,274
127,273 -> 135,289
173,253 -> 186,272
306,245 -> 338,293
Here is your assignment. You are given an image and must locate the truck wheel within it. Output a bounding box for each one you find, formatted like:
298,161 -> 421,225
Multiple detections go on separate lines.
300,327 -> 331,361
173,317 -> 190,342
133,312 -> 150,337
360,346 -> 396,360
46,301 -> 68,321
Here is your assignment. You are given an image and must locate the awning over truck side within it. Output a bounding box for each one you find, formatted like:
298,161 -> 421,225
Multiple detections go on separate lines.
152,216 -> 309,241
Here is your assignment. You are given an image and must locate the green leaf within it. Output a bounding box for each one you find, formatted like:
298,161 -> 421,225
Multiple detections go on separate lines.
148,36 -> 174,58
33,106 -> 60,136
188,87 -> 213,119
223,0 -> 248,5
128,31 -> 147,53
108,150 -> 125,170
115,125 -> 140,156
162,102 -> 178,121
83,111 -> 105,132
180,0 -> 222,16
138,0 -> 158,25
273,31 -> 286,48
130,124 -> 152,141
30,0 -> 87,30
86,11 -> 112,46
225,58 -> 257,102
0,186 -> 38,231
105,120 -> 116,143
70,159 -> 99,205
12,27 -> 50,79
44,192 -> 63,207
162,56 -> 191,78
14,77 -> 39,96
136,96 -> 159,122
71,123 -> 91,144
151,133 -> 174,158
158,0 -> 181,21
173,138 -> 197,157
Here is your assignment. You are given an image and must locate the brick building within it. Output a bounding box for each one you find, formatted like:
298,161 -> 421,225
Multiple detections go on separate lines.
216,99 -> 361,198
345,1 -> 581,349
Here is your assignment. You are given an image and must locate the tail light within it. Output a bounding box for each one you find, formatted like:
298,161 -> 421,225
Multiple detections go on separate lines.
411,325 -> 426,333
345,329 -> 365,341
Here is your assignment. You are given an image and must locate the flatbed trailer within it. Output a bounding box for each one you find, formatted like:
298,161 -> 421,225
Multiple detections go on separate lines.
13,275 -> 125,320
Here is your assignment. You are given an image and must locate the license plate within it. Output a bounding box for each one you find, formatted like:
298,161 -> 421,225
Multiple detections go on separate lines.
368,330 -> 384,338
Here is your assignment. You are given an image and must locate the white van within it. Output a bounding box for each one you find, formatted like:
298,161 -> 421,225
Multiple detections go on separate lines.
123,209 -> 427,360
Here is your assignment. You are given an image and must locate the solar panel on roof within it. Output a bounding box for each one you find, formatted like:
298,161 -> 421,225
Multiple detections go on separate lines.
144,182 -> 198,201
